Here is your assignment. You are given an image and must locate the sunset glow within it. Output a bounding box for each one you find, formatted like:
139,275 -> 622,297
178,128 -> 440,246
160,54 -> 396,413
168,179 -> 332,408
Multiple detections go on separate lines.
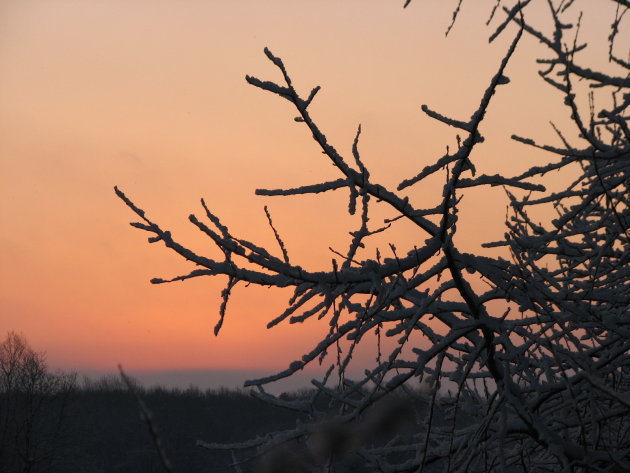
0,1 -> 624,383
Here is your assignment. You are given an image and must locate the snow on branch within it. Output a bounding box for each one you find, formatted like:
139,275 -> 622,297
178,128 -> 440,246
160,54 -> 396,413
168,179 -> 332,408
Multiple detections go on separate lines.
116,1 -> 630,471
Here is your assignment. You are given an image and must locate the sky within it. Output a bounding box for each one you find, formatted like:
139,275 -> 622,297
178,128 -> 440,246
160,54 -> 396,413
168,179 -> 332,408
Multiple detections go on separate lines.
0,0 -> 626,390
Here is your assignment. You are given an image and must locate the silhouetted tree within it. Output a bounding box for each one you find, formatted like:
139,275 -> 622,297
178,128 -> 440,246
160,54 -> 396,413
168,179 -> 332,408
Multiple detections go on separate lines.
117,1 -> 629,471
0,332 -> 76,473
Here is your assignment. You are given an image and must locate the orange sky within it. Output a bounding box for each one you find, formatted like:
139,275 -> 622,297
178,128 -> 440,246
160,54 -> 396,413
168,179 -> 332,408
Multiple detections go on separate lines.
0,1 -> 625,382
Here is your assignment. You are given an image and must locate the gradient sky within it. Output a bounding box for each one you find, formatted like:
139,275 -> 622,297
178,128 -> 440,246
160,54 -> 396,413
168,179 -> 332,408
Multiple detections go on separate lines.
0,1 -> 625,385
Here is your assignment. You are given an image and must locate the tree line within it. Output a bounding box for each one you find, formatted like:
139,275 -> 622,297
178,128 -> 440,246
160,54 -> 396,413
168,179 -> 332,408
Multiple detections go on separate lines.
4,332 -> 435,472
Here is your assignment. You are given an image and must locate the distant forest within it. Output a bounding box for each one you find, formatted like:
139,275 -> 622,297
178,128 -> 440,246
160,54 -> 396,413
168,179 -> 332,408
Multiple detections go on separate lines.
0,331 -> 310,473
1,332 -> 440,473
2,373 -> 439,473
2,373 -> 308,473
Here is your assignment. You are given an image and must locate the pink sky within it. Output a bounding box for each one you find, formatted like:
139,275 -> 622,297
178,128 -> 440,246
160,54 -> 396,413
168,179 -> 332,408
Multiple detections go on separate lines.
0,1 -> 624,382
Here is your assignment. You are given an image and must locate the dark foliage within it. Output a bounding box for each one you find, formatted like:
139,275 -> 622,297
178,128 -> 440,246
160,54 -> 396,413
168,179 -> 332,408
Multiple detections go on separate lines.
5,376 -> 308,473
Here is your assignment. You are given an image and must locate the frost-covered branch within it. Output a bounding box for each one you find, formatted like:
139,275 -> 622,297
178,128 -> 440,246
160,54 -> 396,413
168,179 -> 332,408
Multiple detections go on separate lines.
117,1 -> 629,471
